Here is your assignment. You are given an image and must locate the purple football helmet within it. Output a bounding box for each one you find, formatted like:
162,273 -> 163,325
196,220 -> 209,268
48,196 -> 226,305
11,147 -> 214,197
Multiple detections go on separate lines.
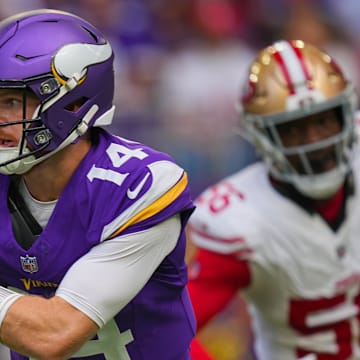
0,9 -> 115,174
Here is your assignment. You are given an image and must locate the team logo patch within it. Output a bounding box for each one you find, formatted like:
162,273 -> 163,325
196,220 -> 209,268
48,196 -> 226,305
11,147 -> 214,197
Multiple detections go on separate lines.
20,255 -> 39,274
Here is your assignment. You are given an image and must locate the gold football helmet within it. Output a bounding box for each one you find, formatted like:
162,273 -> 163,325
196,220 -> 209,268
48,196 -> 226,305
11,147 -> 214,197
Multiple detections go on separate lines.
238,40 -> 358,199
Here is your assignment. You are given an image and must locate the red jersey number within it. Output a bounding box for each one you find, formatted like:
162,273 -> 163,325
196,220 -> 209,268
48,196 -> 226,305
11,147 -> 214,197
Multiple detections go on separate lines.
289,291 -> 360,359
197,182 -> 245,214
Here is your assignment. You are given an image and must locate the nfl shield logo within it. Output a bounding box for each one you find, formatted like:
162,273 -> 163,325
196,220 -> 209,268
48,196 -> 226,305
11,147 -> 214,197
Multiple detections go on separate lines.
20,255 -> 39,274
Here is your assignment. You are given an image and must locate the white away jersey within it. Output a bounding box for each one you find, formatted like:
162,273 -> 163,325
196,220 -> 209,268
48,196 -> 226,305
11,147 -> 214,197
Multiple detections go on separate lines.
189,157 -> 360,359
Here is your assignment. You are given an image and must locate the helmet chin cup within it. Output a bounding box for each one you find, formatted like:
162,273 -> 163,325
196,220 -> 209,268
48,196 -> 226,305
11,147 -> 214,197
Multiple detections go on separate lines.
0,147 -> 35,175
292,169 -> 346,200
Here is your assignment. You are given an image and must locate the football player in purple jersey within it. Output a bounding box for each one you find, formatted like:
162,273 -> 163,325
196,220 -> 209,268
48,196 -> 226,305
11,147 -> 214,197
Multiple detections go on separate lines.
0,9 -> 196,360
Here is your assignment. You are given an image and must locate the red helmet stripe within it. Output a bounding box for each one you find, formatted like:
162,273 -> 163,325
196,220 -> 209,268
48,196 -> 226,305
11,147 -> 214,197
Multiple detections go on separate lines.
291,44 -> 313,89
272,41 -> 314,95
273,50 -> 296,95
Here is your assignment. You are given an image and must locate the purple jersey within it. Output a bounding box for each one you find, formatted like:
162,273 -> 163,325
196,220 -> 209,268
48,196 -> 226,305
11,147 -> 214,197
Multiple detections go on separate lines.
0,128 -> 196,359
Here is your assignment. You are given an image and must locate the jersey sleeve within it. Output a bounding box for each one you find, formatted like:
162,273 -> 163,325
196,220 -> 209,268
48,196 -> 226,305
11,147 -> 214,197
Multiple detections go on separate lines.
188,247 -> 251,329
188,179 -> 261,258
79,133 -> 195,244
56,215 -> 182,327
101,160 -> 192,240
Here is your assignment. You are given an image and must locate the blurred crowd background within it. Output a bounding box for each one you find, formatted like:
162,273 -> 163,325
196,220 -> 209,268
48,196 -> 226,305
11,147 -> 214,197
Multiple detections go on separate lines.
2,1 -> 360,358
3,0 -> 360,199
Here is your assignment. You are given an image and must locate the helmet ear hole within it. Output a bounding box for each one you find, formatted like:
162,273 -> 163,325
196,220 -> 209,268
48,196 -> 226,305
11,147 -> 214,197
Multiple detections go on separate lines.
64,97 -> 88,112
